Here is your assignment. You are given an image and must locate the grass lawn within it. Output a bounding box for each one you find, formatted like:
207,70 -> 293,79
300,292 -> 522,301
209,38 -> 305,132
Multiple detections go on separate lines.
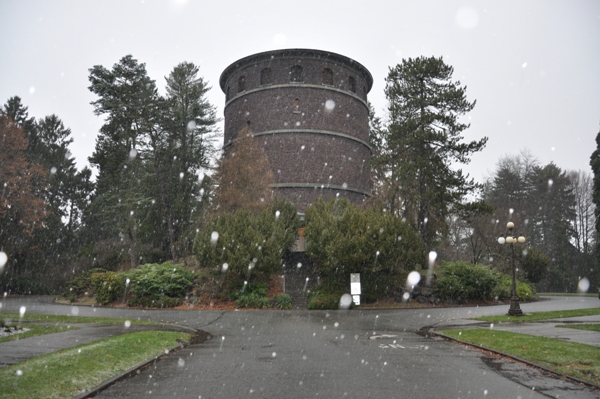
474,308 -> 600,323
556,324 -> 600,332
0,325 -> 75,344
439,329 -> 600,385
0,330 -> 191,399
0,312 -> 157,325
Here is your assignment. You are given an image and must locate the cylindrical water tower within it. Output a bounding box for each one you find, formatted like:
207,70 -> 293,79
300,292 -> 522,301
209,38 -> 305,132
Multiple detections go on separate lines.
219,49 -> 373,210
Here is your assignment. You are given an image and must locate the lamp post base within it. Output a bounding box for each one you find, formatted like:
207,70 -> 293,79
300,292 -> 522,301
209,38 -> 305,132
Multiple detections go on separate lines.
508,296 -> 523,316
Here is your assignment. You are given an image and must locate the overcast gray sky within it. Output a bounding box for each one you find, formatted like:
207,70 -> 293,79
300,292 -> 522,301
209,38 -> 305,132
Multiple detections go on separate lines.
1,0 -> 598,183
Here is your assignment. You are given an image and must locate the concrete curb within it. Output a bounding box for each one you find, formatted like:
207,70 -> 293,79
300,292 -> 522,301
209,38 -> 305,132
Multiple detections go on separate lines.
429,329 -> 600,390
72,325 -> 211,399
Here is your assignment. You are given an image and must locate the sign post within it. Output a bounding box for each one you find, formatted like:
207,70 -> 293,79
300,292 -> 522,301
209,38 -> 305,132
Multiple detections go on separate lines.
350,273 -> 361,306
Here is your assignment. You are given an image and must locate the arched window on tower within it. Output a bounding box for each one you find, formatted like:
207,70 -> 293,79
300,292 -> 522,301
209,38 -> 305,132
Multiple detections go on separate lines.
226,86 -> 230,101
290,65 -> 303,83
322,68 -> 333,85
260,68 -> 272,85
238,75 -> 246,93
348,76 -> 356,93
293,98 -> 301,113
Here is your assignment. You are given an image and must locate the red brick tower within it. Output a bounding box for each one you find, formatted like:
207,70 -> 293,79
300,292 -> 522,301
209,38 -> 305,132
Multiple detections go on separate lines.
219,49 -> 373,210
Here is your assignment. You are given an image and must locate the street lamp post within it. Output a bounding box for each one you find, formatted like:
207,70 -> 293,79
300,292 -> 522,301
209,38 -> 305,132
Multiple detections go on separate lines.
498,221 -> 526,316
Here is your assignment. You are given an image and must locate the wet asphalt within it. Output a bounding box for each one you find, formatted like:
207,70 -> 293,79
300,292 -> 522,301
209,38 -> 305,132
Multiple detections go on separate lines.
0,295 -> 599,398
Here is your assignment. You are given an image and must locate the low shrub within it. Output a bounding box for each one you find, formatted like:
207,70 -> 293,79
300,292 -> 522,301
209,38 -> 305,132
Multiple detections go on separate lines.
236,292 -> 270,309
125,262 -> 194,300
274,294 -> 293,310
517,281 -> 536,301
307,290 -> 347,310
91,272 -> 125,305
127,296 -> 183,308
435,262 -> 501,303
62,267 -> 108,300
491,275 -> 512,301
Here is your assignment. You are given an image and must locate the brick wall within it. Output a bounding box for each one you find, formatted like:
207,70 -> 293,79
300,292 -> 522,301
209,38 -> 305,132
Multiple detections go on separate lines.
220,49 -> 373,210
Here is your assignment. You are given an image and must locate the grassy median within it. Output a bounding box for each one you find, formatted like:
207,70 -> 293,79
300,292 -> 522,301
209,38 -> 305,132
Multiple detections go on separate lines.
0,330 -> 191,399
473,307 -> 600,323
0,312 -> 157,325
439,329 -> 600,385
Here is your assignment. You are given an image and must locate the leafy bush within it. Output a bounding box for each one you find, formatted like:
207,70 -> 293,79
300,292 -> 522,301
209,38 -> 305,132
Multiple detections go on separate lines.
274,294 -> 293,310
125,262 -> 194,300
491,275 -> 512,301
62,267 -> 108,300
307,290 -> 347,310
236,292 -> 270,309
194,200 -> 300,285
91,272 -> 125,305
304,198 -> 424,293
127,296 -> 183,308
434,262 -> 500,303
516,281 -> 536,301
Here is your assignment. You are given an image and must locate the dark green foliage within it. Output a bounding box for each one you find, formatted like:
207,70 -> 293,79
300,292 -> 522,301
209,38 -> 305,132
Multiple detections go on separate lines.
522,247 -> 550,283
0,276 -> 53,295
305,198 -> 424,298
125,262 -> 194,300
62,268 -> 108,301
274,294 -> 293,310
127,296 -> 183,308
486,154 -> 579,292
516,281 -> 535,301
86,56 -> 219,267
194,200 -> 300,284
435,261 -> 537,303
233,281 -> 270,308
91,272 -> 125,305
236,293 -> 270,309
307,286 -> 348,310
491,276 -> 512,301
373,56 -> 486,261
434,262 -> 501,303
491,275 -> 537,302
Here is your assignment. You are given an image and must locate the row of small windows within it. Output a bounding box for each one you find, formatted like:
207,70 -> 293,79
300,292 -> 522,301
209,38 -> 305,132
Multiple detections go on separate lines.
231,66 -> 359,99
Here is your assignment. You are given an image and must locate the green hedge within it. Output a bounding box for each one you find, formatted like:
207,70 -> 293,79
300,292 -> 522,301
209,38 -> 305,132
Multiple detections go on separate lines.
127,296 -> 183,308
194,200 -> 300,285
304,198 -> 424,296
434,262 -> 499,303
125,262 -> 194,300
435,261 -> 538,304
91,272 -> 125,305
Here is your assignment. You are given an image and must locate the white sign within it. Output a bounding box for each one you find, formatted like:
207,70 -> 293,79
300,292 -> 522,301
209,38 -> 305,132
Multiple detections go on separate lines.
350,282 -> 361,295
352,295 -> 361,305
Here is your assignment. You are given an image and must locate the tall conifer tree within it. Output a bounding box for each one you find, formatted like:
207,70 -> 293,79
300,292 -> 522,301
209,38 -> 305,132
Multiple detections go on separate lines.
374,56 -> 487,265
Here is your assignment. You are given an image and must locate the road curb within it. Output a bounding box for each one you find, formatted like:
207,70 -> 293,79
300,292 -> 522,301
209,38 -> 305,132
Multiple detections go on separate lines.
429,329 -> 600,390
72,326 -> 210,399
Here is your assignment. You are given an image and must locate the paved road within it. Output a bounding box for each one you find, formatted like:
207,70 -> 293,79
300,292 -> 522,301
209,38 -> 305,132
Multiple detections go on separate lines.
1,296 -> 599,398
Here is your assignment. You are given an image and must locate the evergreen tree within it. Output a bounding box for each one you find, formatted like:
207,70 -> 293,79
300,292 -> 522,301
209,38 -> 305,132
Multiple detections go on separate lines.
374,56 -> 487,265
88,55 -> 161,268
149,62 -> 218,260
